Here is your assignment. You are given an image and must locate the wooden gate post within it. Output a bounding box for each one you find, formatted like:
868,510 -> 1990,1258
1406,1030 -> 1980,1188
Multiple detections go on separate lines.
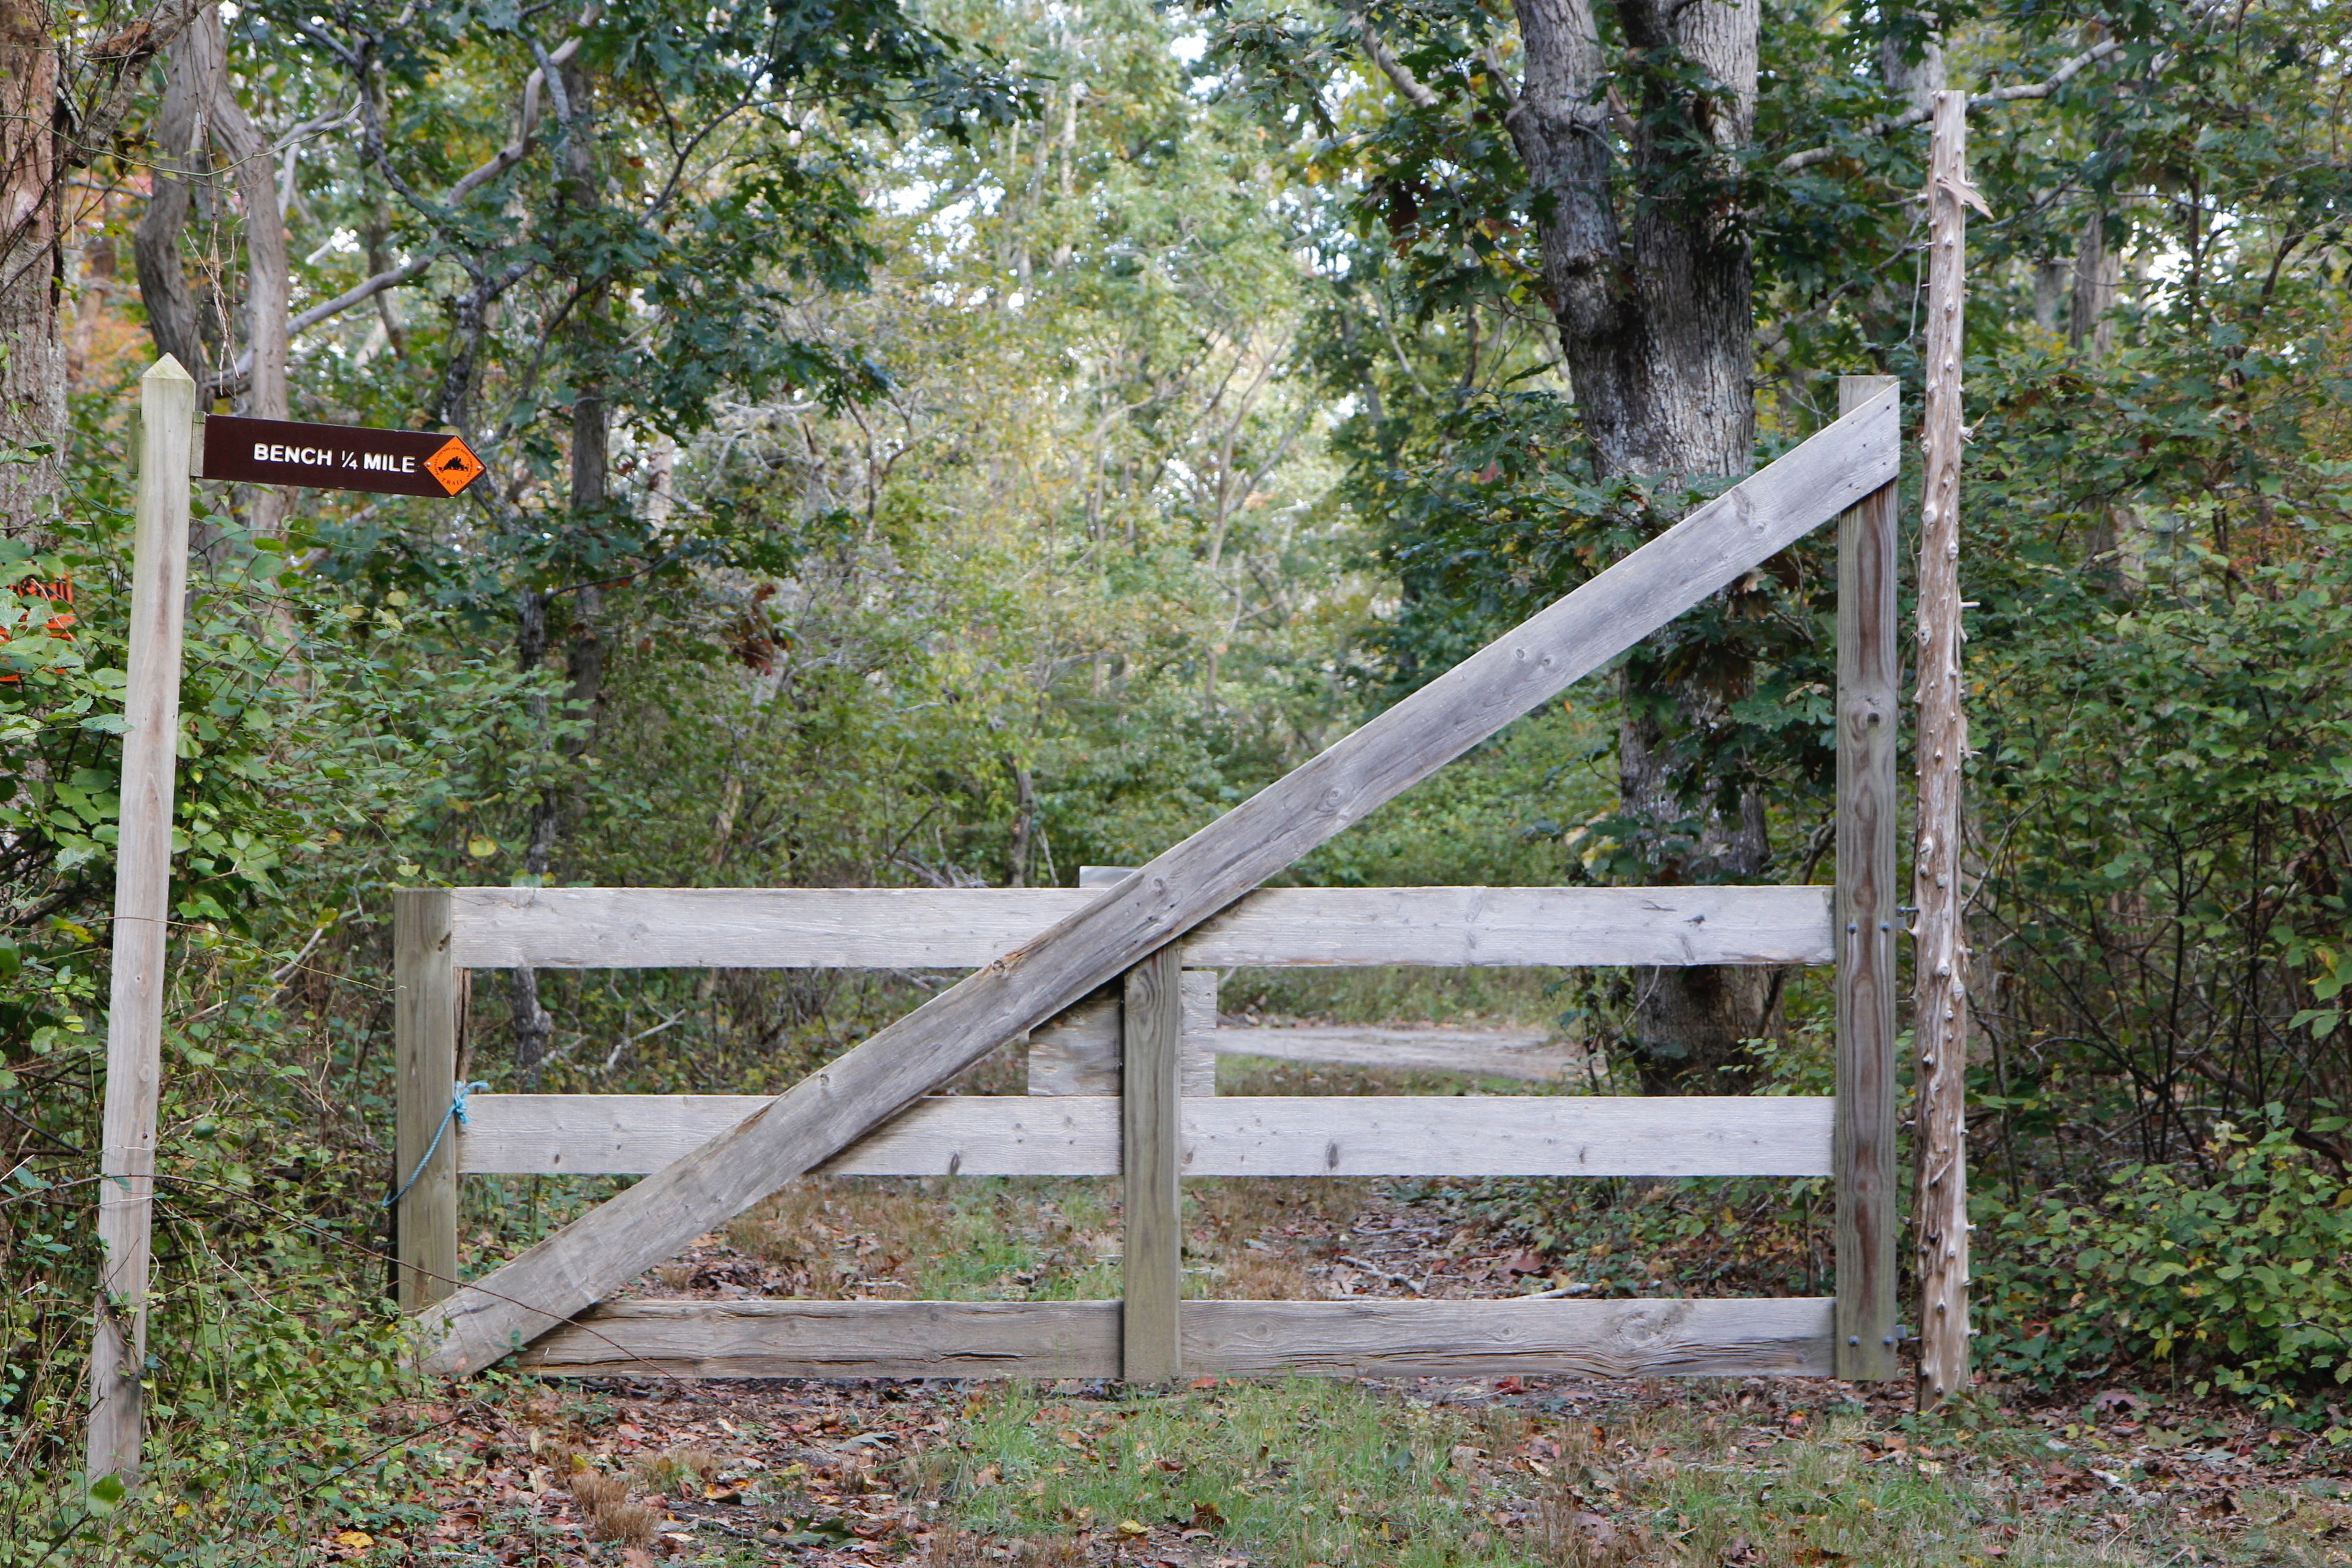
394,889 -> 461,1310
88,356 -> 197,1482
1833,374 -> 1901,1381
1122,946 -> 1184,1381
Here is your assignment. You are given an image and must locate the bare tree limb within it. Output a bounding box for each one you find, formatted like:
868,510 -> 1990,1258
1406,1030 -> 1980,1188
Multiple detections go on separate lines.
197,3 -> 602,398
1971,37 -> 2125,105
1349,12 -> 1439,108
445,13 -> 598,207
1776,37 -> 2124,174
203,255 -> 432,399
54,0 -> 218,175
291,256 -> 432,336
1481,41 -> 1521,110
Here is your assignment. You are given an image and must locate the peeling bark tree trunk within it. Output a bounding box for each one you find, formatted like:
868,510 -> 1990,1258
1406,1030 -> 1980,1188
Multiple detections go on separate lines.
1,0 -> 63,539
1507,0 -> 1770,1090
132,8 -> 222,377
213,69 -> 290,535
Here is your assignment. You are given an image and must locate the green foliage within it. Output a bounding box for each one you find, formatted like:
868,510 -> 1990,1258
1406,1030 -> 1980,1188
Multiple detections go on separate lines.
1352,386 -> 1842,888
0,404 -> 578,1534
1975,1115 -> 2352,1414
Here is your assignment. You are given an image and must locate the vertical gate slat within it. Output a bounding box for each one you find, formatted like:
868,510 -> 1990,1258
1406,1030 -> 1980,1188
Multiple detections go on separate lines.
1833,374 -> 1902,1381
396,889 -> 462,1311
1122,948 -> 1185,1381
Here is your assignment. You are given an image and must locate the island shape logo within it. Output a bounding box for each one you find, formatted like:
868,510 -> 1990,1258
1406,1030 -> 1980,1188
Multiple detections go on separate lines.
426,437 -> 486,496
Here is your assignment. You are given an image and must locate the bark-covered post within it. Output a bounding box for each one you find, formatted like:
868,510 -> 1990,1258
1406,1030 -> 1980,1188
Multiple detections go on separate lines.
88,356 -> 197,1482
1913,89 -> 1976,1409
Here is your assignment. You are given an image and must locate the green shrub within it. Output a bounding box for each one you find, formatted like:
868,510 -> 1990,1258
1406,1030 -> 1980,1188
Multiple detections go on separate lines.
1975,1112 -> 2352,1417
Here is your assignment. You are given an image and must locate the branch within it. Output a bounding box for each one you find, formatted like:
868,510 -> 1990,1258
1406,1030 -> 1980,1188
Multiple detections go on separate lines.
1970,36 -> 2124,107
446,10 -> 600,206
201,2 -> 605,398
1776,37 -> 2123,174
1349,12 -> 1439,108
204,257 -> 433,400
1481,42 -> 1521,111
55,0 -> 219,174
293,255 -> 432,336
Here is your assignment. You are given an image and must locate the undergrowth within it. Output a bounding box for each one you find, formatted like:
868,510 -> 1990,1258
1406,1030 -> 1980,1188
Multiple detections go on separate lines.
1975,1114 -> 2352,1423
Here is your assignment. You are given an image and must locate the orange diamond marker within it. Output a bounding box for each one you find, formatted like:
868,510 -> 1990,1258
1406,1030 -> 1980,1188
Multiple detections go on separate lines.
426,436 -> 486,496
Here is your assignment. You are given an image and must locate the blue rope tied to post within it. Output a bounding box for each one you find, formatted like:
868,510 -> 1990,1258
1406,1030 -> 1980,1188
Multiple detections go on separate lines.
384,1080 -> 489,1210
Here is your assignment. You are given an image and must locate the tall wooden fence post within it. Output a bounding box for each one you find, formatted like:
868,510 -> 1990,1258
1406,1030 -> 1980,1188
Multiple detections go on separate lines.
1122,945 -> 1183,1382
1833,374 -> 1901,1381
395,889 -> 461,1310
1914,88 -> 1977,1409
88,356 -> 197,1482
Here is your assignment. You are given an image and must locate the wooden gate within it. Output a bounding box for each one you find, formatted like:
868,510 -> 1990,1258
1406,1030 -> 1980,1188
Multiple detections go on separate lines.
394,380 -> 1904,1382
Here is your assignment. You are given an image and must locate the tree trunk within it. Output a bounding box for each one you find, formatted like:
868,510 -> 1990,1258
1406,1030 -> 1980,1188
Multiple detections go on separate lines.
552,51 -> 609,810
509,585 -> 554,1086
2069,205 -> 2120,358
510,58 -> 611,1087
1507,0 -> 1770,1089
132,7 -> 221,377
1879,10 -> 1946,119
1,0 -> 63,539
1005,759 -> 1037,888
213,61 -> 290,535
135,8 -> 293,548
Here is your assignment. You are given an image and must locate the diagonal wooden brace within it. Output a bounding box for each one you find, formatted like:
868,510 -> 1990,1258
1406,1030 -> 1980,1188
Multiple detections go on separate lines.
415,389 -> 1899,1374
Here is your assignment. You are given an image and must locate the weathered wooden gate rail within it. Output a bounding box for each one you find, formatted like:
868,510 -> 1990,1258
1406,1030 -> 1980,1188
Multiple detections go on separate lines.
405,881 -> 1845,1377
397,381 -> 1902,1382
458,1090 -> 1837,1178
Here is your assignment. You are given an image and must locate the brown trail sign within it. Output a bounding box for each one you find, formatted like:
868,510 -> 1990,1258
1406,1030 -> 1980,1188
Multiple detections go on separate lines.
405,387 -> 1903,1379
203,414 -> 484,497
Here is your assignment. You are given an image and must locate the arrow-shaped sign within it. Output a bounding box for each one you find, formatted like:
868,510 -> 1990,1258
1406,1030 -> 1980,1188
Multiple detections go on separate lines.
203,415 -> 485,498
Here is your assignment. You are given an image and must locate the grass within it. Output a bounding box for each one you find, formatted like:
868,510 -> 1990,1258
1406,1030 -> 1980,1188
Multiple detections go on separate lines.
910,1380 -> 2352,1567
929,1379 -> 1520,1566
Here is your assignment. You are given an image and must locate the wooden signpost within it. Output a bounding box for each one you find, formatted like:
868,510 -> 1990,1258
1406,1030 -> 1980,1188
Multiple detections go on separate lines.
88,358 -> 196,1483
89,382 -> 490,1480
